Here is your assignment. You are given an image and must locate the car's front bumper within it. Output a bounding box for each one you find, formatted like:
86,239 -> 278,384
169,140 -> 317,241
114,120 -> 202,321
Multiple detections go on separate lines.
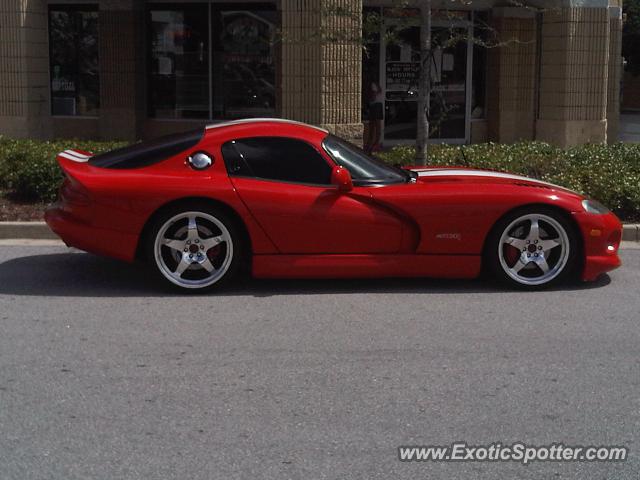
573,211 -> 622,281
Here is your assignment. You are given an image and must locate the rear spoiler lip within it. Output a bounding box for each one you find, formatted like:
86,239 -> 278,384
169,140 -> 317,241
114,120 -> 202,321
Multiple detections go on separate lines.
57,150 -> 96,188
58,149 -> 93,163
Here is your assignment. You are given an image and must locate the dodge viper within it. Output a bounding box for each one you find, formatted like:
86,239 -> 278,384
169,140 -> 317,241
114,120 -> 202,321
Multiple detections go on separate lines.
45,118 -> 622,290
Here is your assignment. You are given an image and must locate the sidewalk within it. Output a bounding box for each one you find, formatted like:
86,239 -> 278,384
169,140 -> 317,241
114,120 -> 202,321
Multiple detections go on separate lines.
620,113 -> 640,143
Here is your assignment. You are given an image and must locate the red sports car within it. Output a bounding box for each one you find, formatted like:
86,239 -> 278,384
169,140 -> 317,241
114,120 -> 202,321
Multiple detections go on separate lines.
45,118 -> 622,291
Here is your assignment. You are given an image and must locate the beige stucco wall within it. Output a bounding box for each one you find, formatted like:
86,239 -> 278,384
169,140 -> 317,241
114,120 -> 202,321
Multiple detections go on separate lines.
486,8 -> 537,143
536,7 -> 610,147
280,0 -> 363,143
606,6 -> 622,143
486,2 -> 622,147
0,0 -> 51,139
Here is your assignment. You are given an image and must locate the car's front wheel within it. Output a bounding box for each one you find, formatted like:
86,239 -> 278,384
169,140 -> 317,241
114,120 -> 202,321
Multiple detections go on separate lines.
146,203 -> 241,291
486,208 -> 579,289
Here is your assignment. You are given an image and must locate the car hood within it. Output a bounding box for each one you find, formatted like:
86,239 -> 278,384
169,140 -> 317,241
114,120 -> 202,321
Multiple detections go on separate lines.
408,167 -> 581,196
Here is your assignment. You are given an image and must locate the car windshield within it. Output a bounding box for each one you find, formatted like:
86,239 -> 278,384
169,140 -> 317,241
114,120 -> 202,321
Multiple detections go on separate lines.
322,135 -> 410,185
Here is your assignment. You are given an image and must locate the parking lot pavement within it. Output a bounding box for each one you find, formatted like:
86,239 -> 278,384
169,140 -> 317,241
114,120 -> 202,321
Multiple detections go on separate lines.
0,246 -> 638,480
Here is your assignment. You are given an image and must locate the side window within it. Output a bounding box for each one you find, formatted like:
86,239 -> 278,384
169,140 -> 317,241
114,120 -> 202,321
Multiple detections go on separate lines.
221,137 -> 332,185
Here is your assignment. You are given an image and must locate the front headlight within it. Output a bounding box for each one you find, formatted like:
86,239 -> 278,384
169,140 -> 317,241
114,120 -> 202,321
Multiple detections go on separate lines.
582,199 -> 610,214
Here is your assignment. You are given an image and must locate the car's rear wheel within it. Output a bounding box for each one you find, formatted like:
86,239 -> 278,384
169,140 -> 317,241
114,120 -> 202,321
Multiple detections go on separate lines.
146,203 -> 241,291
486,208 -> 579,289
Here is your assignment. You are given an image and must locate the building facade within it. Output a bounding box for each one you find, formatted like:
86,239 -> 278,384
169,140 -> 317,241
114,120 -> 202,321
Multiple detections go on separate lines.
0,0 -> 623,147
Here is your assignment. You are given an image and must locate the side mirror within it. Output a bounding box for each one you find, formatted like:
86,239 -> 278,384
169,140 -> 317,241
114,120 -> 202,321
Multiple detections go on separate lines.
331,165 -> 353,192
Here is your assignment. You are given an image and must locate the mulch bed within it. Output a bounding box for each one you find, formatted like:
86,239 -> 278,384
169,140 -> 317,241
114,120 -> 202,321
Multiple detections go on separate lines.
0,192 -> 47,221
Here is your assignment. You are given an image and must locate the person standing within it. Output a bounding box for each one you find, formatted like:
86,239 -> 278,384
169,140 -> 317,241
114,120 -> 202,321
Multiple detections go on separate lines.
365,82 -> 384,153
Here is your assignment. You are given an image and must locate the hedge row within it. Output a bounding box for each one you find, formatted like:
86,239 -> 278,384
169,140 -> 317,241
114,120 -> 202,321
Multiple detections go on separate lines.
0,137 -> 639,220
0,136 -> 128,202
378,142 -> 640,221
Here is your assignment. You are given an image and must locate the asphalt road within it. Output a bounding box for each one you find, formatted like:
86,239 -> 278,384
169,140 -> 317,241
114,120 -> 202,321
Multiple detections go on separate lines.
0,245 -> 639,480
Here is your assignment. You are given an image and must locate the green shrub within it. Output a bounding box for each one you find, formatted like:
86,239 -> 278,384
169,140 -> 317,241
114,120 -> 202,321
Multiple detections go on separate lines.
377,142 -> 640,221
0,137 -> 128,202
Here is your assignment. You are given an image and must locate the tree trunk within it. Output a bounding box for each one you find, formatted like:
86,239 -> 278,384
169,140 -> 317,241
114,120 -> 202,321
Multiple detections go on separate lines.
416,0 -> 431,165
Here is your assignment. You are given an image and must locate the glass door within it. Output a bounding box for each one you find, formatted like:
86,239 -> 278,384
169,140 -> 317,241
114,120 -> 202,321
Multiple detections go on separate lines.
381,18 -> 472,144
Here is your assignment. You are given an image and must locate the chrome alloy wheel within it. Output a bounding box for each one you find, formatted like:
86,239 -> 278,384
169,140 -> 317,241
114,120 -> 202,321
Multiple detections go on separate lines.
153,211 -> 233,289
498,213 -> 570,286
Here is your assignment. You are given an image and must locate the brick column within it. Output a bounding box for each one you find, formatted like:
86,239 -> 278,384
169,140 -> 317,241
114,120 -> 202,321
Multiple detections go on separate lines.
536,7 -> 610,147
98,0 -> 144,141
606,6 -> 622,143
486,8 -> 537,143
280,0 -> 363,143
0,0 -> 51,139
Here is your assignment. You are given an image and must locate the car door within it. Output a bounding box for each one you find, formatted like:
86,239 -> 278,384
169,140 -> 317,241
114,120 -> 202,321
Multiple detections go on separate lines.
221,136 -> 403,254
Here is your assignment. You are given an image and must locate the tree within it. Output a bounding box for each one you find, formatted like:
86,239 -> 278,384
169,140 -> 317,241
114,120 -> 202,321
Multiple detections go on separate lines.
411,1 -> 542,164
416,0 -> 432,164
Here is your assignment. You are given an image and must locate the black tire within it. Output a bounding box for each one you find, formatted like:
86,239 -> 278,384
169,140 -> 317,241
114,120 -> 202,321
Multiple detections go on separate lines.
485,207 -> 580,290
144,201 -> 243,292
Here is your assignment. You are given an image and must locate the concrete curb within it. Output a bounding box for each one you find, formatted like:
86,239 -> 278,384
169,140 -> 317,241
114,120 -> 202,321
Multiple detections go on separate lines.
622,224 -> 640,242
1,221 -> 639,242
0,222 -> 58,240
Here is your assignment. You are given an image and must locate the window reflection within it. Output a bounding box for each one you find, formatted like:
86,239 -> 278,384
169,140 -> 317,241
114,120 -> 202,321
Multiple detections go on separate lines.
49,6 -> 99,116
212,6 -> 276,118
147,3 -> 276,120
383,25 -> 468,140
148,5 -> 209,119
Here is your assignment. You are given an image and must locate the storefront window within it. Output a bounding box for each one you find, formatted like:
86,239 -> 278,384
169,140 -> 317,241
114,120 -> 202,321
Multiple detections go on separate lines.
383,24 -> 468,141
148,4 -> 210,119
49,5 -> 99,116
212,5 -> 277,118
383,24 -> 420,141
148,3 -> 276,120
